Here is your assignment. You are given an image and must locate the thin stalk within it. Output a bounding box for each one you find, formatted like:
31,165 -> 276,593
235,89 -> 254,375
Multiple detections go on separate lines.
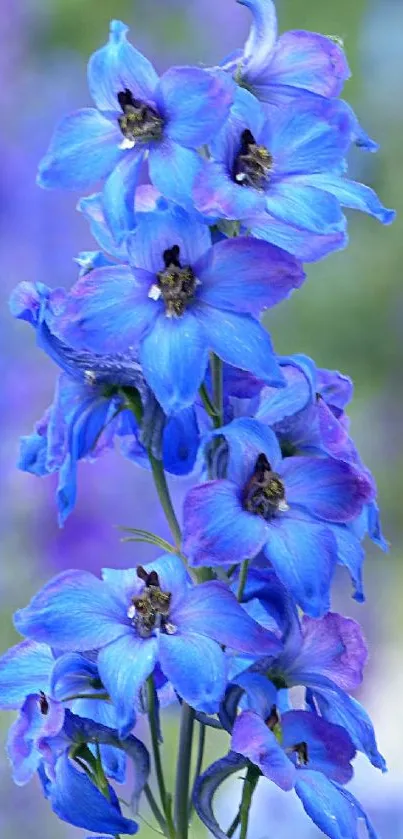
239,766 -> 259,839
188,721 -> 206,820
175,703 -> 196,839
144,783 -> 168,835
227,811 -> 241,838
210,353 -> 224,426
236,560 -> 249,602
199,382 -> 221,429
147,677 -> 176,838
148,450 -> 182,549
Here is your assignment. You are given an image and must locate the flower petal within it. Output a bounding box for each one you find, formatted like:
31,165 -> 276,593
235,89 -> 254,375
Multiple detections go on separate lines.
88,19 -> 159,112
102,150 -> 144,244
291,173 -> 396,225
98,634 -> 158,738
126,203 -> 211,272
265,183 -> 344,234
159,631 -> 226,713
103,554 -> 189,611
140,311 -> 209,414
282,710 -> 355,784
148,140 -> 203,210
267,30 -> 350,97
194,162 -> 267,220
193,752 -> 248,839
46,753 -> 138,834
289,612 -> 367,693
208,416 -> 283,486
295,771 -> 378,839
183,480 -> 268,567
173,581 -> 281,655
0,641 -> 54,710
280,456 -> 373,523
37,109 -> 123,190
248,212 -> 347,261
239,0 -> 278,78
198,236 -> 305,315
73,698 -> 127,783
58,265 -> 157,355
14,570 -> 126,651
158,67 -> 234,148
263,515 -> 337,617
77,193 -> 127,260
163,407 -> 200,476
231,710 -> 296,790
194,303 -> 284,386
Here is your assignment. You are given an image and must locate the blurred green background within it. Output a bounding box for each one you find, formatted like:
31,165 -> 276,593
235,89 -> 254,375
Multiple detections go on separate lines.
1,0 -> 402,836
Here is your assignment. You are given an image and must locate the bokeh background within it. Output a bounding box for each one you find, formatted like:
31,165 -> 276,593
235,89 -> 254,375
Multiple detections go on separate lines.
1,0 -> 402,836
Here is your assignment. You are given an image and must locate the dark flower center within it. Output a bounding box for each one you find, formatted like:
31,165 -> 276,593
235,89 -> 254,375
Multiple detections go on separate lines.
151,244 -> 198,317
117,88 -> 163,147
127,566 -> 176,638
289,741 -> 309,767
233,128 -> 273,189
243,453 -> 287,520
39,691 -> 49,715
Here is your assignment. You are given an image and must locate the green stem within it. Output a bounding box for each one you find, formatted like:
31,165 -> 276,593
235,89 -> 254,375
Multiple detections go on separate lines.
144,783 -> 168,835
227,811 -> 241,838
239,766 -> 260,839
175,703 -> 195,839
236,560 -> 249,602
188,721 -> 206,820
148,450 -> 182,549
147,677 -> 176,838
199,383 -> 221,429
210,353 -> 224,426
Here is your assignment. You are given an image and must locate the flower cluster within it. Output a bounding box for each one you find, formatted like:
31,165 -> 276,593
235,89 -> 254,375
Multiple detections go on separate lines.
3,2 -> 394,838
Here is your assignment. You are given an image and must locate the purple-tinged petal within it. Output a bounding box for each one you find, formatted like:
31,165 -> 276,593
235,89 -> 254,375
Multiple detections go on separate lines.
0,641 -> 53,710
248,212 -> 347,261
311,682 -> 386,772
295,771 -> 378,839
210,86 -> 270,163
317,367 -> 353,410
77,193 -> 127,260
102,150 -> 144,244
183,480 -> 267,568
269,98 -> 353,175
46,753 -> 138,834
197,236 -> 305,315
193,752 -> 248,839
158,67 -> 234,148
263,514 -> 337,617
140,311 -> 209,414
265,183 -> 344,234
193,161 -> 267,219
208,416 -> 282,485
256,357 -> 315,425
148,140 -> 203,211
289,612 -> 367,693
232,710 -> 296,790
98,634 -> 158,738
88,19 -> 159,112
232,671 -> 277,719
73,698 -> 127,783
330,524 -> 365,603
194,303 -> 284,386
266,31 -> 350,97
282,711 -> 355,784
280,456 -> 374,523
37,109 -> 123,190
239,0 -> 277,78
159,631 -> 226,713
7,694 -> 65,785
58,265 -> 157,354
126,204 -> 211,272
290,173 -> 396,225
173,581 -> 281,655
14,570 -> 126,651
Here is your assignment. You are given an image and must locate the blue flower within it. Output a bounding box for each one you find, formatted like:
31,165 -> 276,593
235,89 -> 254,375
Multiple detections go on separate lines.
194,88 -> 395,261
14,554 -> 281,737
11,281 -> 200,521
183,418 -> 374,616
55,202 -> 305,413
233,569 -> 386,772
37,20 -> 234,226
